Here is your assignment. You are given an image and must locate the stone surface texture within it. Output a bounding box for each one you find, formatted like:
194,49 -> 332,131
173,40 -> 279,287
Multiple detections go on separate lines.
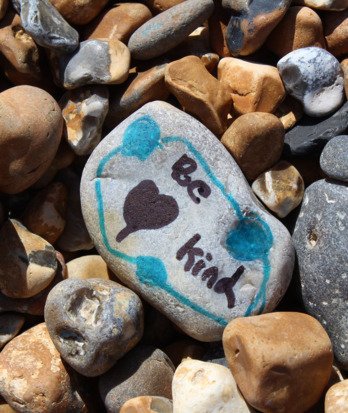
320,135 -> 348,182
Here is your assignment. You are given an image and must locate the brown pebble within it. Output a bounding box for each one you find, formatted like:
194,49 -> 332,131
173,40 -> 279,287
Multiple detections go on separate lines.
145,0 -> 184,13
51,0 -> 109,25
323,9 -> 348,57
208,3 -> 231,57
223,312 -> 333,413
85,3 -> 152,43
120,396 -> 173,413
165,55 -> 231,136
0,323 -> 86,413
0,86 -> 63,194
325,380 -> 348,413
0,0 -> 7,20
221,112 -> 285,181
218,57 -> 285,115
341,58 -> 348,99
267,6 -> 326,57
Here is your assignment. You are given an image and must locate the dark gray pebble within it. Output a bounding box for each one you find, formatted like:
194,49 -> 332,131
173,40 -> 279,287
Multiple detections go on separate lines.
320,136 -> 348,182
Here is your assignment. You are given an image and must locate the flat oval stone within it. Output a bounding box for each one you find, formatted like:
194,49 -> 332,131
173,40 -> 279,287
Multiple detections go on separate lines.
44,278 -> 144,377
277,47 -> 344,117
320,135 -> 348,182
0,0 -> 7,20
128,0 -> 214,60
81,101 -> 294,341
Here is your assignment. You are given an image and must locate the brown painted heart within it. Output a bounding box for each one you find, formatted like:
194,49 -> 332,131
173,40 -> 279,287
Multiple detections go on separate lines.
116,180 -> 179,242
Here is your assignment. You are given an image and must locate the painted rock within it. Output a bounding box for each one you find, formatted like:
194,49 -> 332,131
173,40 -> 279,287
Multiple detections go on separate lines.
81,101 -> 294,341
16,0 -> 79,52
58,39 -> 130,89
67,255 -> 115,280
226,0 -> 292,56
323,9 -> 348,57
120,396 -> 173,413
44,278 -> 143,376
0,85 -> 63,194
60,86 -> 109,155
0,313 -> 25,349
172,359 -> 254,413
325,380 -> 348,413
99,346 -> 174,412
292,0 -> 348,11
127,0 -> 214,60
292,179 -> 348,369
277,47 -> 344,117
223,312 -> 333,413
320,136 -> 348,182
284,101 -> 348,156
51,0 -> 108,26
0,323 -> 86,413
0,220 -> 57,299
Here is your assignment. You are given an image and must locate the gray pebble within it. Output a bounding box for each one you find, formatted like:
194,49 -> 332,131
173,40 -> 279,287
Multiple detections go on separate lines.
17,0 -> 79,52
293,179 -> 348,369
44,278 -> 144,377
278,47 -> 344,117
99,346 -> 174,413
320,136 -> 348,182
128,0 -> 215,60
0,313 -> 25,349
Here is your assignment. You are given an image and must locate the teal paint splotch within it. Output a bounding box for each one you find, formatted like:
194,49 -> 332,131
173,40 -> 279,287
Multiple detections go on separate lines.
94,114 -> 274,324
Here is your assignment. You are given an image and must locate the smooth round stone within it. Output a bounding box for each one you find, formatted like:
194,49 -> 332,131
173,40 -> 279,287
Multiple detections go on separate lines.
0,313 -> 25,349
277,47 -> 344,117
59,39 -> 130,89
293,0 -> 348,10
85,3 -> 152,43
51,0 -> 108,25
81,101 -> 294,341
221,112 -> 285,181
44,278 -> 144,377
172,359 -> 253,413
323,9 -> 348,57
0,85 -> 63,194
99,346 -> 175,413
60,86 -> 109,155
67,255 -> 114,280
284,101 -> 348,156
320,136 -> 348,182
120,396 -> 173,413
223,312 -> 333,413
22,182 -> 68,244
252,161 -> 305,218
325,380 -> 348,413
17,0 -> 79,52
128,0 -> 214,60
0,323 -> 86,413
0,220 -> 57,298
292,179 -> 348,369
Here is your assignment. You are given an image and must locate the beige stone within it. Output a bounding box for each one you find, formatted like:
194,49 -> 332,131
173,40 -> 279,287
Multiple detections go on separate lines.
51,0 -> 109,25
145,0 -> 184,13
325,380 -> 348,413
120,396 -> 173,413
252,161 -> 305,218
223,312 -> 333,413
0,323 -> 86,413
85,3 -> 152,43
22,182 -> 68,244
0,220 -> 57,298
341,58 -> 348,99
67,255 -> 114,280
267,7 -> 326,57
221,113 -> 284,181
0,86 -> 63,194
275,95 -> 304,130
218,57 -> 285,115
323,10 -> 348,56
165,55 -> 231,136
0,402 -> 16,413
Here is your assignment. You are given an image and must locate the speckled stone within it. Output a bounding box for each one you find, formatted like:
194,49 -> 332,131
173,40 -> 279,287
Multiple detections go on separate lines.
60,86 -> 109,155
293,179 -> 348,369
81,101 -> 294,341
51,0 -> 109,26
226,0 -> 292,56
172,359 -> 254,413
99,346 -> 174,413
58,39 -> 130,89
67,255 -> 114,280
323,9 -> 348,57
128,0 -> 214,60
22,182 -> 68,244
0,220 -> 57,298
0,313 -> 25,349
277,47 -> 344,117
120,396 -> 173,413
223,312 -> 333,413
0,323 -> 86,413
292,0 -> 348,11
16,0 -> 79,52
325,380 -> 348,413
284,101 -> 348,156
320,136 -> 348,182
45,278 -> 143,376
